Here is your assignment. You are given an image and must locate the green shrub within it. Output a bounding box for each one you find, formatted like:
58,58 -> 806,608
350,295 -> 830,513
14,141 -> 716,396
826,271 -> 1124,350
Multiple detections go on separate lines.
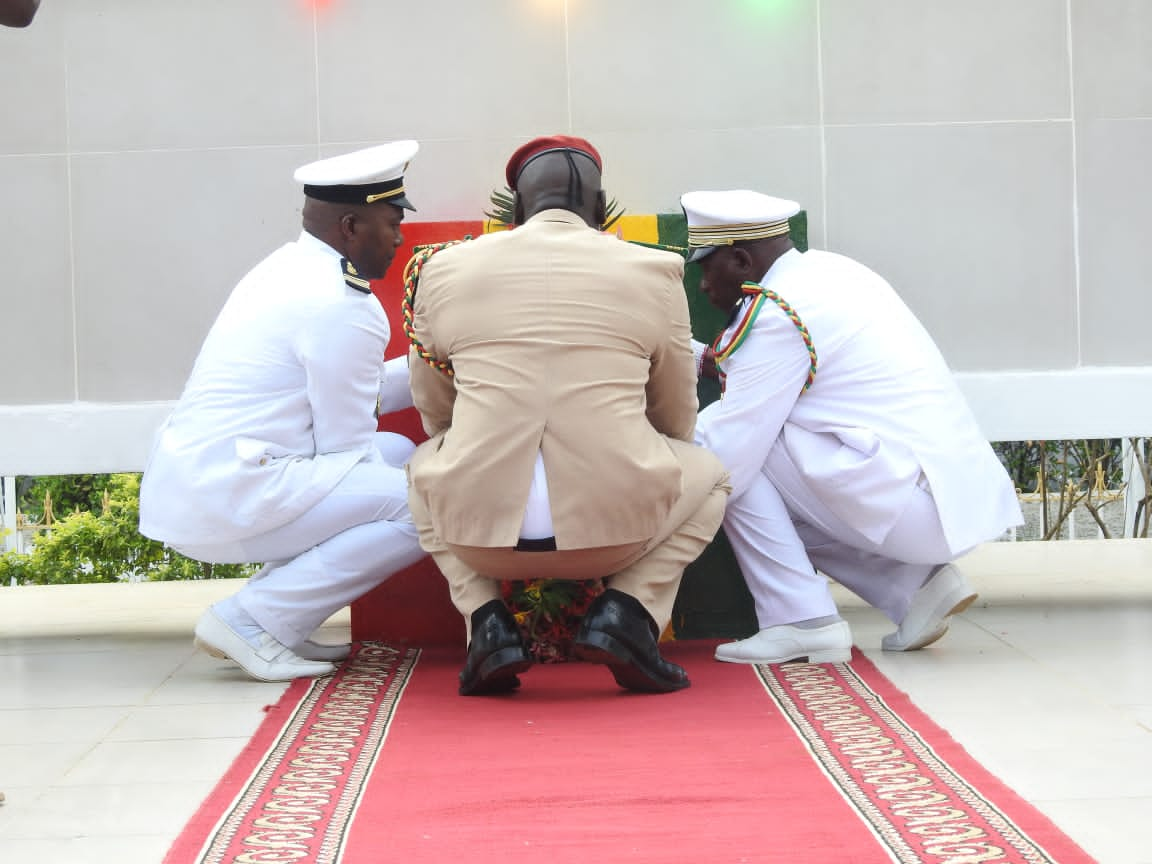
2,474 -> 252,586
18,474 -> 113,522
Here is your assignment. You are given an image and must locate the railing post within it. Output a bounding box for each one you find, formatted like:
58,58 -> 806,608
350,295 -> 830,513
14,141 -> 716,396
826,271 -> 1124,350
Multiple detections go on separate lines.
1123,439 -> 1147,538
1,475 -> 17,554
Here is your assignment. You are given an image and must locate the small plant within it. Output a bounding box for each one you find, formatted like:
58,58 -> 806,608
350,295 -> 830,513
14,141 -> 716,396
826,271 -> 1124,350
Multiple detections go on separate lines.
993,437 -> 1150,539
485,186 -> 625,232
1,473 -> 253,585
18,473 -> 111,521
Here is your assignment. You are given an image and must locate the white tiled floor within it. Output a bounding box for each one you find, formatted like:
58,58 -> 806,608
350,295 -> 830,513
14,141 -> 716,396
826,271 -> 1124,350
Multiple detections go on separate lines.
1,540 -> 1149,864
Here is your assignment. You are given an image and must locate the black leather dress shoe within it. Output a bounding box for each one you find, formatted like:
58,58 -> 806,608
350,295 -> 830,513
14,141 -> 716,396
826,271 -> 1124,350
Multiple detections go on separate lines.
459,599 -> 532,696
573,589 -> 690,693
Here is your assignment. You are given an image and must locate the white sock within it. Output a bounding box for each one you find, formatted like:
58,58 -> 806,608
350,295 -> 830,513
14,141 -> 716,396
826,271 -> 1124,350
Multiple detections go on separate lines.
790,614 -> 843,630
213,595 -> 266,648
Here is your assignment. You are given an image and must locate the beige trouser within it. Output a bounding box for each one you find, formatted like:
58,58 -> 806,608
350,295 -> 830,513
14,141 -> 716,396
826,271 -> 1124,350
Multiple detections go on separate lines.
408,439 -> 730,641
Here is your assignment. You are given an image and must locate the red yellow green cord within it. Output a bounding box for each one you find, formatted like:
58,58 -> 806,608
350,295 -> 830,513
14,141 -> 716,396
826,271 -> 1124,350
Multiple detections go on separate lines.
401,240 -> 467,377
710,281 -> 817,395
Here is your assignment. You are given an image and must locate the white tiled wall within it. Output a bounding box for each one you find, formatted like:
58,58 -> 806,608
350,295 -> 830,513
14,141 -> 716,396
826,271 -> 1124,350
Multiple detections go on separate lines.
1,0 -> 1150,464
820,0 -> 1072,124
824,121 -> 1078,371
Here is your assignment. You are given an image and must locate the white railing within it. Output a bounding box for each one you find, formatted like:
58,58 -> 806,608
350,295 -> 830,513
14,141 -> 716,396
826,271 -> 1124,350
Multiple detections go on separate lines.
3,367 -> 1152,549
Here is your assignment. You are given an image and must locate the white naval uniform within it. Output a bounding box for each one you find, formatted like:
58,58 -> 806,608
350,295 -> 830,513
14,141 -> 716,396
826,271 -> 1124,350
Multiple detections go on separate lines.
694,248 -> 1021,627
139,230 -> 424,648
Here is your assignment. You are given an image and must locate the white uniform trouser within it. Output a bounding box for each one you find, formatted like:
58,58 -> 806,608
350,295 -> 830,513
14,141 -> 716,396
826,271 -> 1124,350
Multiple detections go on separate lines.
174,433 -> 424,648
724,438 -> 965,628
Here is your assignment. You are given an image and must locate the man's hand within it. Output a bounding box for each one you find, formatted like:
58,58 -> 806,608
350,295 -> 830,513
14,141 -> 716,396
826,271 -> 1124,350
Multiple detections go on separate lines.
700,346 -> 719,380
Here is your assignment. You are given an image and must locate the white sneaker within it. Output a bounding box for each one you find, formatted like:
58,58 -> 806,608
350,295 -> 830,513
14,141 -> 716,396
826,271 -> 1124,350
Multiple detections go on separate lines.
194,608 -> 337,682
714,621 -> 852,664
882,563 -> 977,652
296,640 -> 352,662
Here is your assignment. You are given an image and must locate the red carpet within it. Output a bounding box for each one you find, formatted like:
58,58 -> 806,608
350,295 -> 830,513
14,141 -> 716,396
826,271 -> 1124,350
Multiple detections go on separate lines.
166,643 -> 1095,864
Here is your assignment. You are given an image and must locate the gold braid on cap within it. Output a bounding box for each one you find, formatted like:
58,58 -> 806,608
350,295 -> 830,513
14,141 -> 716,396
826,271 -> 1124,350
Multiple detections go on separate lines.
687,218 -> 792,249
401,239 -> 472,377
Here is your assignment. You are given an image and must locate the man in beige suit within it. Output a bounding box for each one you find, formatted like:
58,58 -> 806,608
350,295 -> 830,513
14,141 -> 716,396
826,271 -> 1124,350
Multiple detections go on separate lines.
407,135 -> 730,696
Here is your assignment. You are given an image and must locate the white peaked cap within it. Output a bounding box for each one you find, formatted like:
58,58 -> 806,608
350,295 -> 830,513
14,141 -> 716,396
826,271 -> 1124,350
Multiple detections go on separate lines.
680,190 -> 800,262
294,140 -> 419,210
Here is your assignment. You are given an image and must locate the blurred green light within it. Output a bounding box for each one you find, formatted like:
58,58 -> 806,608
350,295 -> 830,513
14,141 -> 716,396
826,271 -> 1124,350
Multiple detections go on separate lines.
736,0 -> 803,18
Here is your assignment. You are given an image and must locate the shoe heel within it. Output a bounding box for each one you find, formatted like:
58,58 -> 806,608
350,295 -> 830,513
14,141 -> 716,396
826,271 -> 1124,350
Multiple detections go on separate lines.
573,629 -> 628,664
574,630 -> 689,693
194,636 -> 228,660
477,645 -> 532,680
803,647 -> 852,664
947,592 -> 978,617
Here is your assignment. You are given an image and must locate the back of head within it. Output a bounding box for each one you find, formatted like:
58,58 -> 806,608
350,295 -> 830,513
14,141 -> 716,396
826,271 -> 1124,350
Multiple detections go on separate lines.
505,135 -> 606,227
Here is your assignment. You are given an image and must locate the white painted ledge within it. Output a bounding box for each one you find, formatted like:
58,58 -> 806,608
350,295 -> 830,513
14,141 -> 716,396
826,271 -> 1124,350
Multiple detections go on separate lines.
1,367 -> 1151,476
956,367 -> 1152,442
0,401 -> 175,475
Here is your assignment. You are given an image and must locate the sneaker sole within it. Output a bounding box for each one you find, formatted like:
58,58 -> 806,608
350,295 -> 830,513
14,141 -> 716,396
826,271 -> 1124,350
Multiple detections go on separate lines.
883,592 -> 978,651
714,646 -> 853,665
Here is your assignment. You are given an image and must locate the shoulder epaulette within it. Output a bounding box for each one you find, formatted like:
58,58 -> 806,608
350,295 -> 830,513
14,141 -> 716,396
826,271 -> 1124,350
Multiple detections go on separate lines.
341,258 -> 372,294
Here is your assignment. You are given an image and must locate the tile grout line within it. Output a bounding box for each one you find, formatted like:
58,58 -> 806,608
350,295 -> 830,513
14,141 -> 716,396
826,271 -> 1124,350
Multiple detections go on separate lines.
312,5 -> 322,155
563,0 -> 573,133
63,35 -> 78,402
1065,0 -> 1083,368
815,0 -> 828,250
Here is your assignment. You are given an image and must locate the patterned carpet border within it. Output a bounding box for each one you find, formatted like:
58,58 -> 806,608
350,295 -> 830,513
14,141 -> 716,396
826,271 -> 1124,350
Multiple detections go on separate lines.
756,653 -> 1071,864
166,644 -> 418,864
169,644 -> 1095,864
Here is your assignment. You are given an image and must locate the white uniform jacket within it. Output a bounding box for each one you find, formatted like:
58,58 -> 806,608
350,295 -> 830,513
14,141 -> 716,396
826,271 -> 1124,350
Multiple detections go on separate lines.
139,231 -> 411,546
695,248 -> 1021,555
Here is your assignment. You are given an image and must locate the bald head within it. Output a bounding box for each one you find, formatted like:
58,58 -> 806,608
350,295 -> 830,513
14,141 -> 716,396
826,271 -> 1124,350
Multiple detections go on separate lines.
513,151 -> 606,228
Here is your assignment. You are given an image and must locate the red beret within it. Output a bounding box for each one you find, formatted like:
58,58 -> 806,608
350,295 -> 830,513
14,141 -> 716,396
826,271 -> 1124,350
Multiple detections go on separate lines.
505,135 -> 603,190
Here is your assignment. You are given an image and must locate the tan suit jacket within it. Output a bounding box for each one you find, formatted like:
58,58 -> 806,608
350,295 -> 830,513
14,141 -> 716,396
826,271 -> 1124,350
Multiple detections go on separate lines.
408,209 -> 698,550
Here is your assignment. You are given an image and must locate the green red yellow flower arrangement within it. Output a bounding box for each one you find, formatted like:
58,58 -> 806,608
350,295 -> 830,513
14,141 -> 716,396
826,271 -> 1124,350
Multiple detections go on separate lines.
500,577 -> 605,663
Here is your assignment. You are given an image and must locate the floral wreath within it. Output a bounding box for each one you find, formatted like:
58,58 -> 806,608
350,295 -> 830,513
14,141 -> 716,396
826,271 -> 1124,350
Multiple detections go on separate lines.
502,577 -> 605,663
